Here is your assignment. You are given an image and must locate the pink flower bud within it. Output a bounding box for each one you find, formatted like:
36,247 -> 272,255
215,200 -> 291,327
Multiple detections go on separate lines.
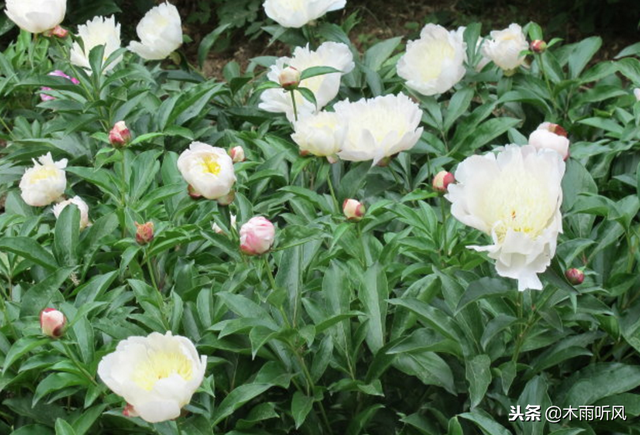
40,308 -> 66,338
229,146 -> 245,163
216,190 -> 235,206
565,268 -> 584,285
51,25 -> 68,38
135,221 -> 154,245
240,216 -> 275,255
529,122 -> 570,160
432,171 -> 455,193
343,199 -> 365,221
530,40 -> 547,54
279,66 -> 300,90
109,121 -> 131,148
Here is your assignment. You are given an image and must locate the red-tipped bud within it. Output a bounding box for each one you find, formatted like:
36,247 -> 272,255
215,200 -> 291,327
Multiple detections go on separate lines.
188,185 -> 202,199
40,308 -> 66,338
239,217 -> 275,255
109,121 -> 131,148
51,25 -> 68,38
565,268 -> 584,285
432,171 -> 455,193
279,66 -> 300,90
530,40 -> 547,54
135,221 -> 154,245
229,146 -> 245,163
216,190 -> 235,206
343,199 -> 366,221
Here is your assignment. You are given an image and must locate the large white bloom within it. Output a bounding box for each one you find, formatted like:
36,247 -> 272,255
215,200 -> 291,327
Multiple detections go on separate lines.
259,42 -> 354,122
70,16 -> 122,73
291,111 -> 345,157
19,153 -> 67,207
397,24 -> 467,96
446,145 -> 565,291
5,0 -> 66,34
98,331 -> 206,423
528,122 -> 570,160
334,93 -> 423,165
128,2 -> 182,60
263,0 -> 346,28
52,196 -> 91,230
481,23 -> 528,72
177,142 -> 236,200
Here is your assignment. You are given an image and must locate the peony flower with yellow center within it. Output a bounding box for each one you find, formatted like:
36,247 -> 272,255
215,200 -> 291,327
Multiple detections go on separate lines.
98,331 -> 206,423
397,24 -> 467,96
70,16 -> 122,73
128,2 -> 182,60
177,142 -> 236,200
19,152 -> 67,207
263,0 -> 346,28
446,145 -> 565,291
481,23 -> 528,72
259,42 -> 354,122
291,111 -> 345,158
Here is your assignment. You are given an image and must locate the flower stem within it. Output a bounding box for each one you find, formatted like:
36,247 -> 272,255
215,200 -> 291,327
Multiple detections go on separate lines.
290,90 -> 299,122
326,162 -> 339,213
60,340 -> 98,386
263,257 -> 290,328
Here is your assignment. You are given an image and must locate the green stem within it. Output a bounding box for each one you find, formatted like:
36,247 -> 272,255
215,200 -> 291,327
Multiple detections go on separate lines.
263,257 -> 290,328
326,164 -> 339,213
60,341 -> 98,386
143,249 -> 160,292
440,198 -> 448,257
536,53 -> 562,115
290,89 -> 299,122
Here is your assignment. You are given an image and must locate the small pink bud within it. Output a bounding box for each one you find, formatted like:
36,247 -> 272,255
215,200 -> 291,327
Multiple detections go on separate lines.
279,66 -> 300,90
530,40 -> 547,54
123,404 -> 139,418
51,25 -> 68,38
188,185 -> 202,199
229,146 -> 245,163
135,221 -> 154,245
343,199 -> 365,221
240,216 -> 275,255
40,308 -> 66,338
565,268 -> 584,285
216,190 -> 235,206
432,171 -> 455,193
109,121 -> 131,148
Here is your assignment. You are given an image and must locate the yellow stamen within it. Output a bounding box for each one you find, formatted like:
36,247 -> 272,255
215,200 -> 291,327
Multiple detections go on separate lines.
132,350 -> 193,391
199,155 -> 221,175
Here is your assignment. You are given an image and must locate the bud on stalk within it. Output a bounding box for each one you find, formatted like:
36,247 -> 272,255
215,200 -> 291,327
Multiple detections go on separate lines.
530,40 -> 547,54
565,268 -> 584,285
40,308 -> 66,338
278,66 -> 301,91
343,199 -> 365,221
432,171 -> 455,193
229,146 -> 245,163
109,121 -> 131,148
135,221 -> 154,245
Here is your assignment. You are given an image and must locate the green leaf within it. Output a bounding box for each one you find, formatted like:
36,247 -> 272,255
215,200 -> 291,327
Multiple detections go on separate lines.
0,237 -> 57,270
197,23 -> 231,68
212,383 -> 273,425
456,117 -> 521,153
459,410 -> 511,435
55,419 -> 77,435
34,373 -> 86,406
364,37 -> 402,71
291,391 -> 314,429
358,263 -> 388,353
54,203 -> 80,268
456,278 -> 512,314
466,354 -> 491,409
567,36 -> 602,78
444,87 -> 474,131
20,268 -> 74,317
296,87 -> 317,107
3,337 -> 50,374
300,66 -> 341,81
557,363 -> 640,407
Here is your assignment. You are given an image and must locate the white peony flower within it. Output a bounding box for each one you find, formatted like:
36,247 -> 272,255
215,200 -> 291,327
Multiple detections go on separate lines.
397,24 -> 467,96
334,93 -> 423,165
263,0 -> 346,28
446,145 -> 565,291
5,0 -> 66,34
634,88 -> 640,101
291,111 -> 345,157
259,42 -> 354,122
528,122 -> 570,160
481,23 -> 528,72
177,142 -> 236,200
98,331 -> 206,423
128,2 -> 182,60
19,152 -> 67,207
70,16 -> 122,73
52,196 -> 91,230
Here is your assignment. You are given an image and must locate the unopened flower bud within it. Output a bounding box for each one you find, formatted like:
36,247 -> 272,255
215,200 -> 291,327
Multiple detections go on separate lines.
529,122 -> 570,160
240,216 -> 275,255
40,308 -> 66,338
565,268 -> 584,285
109,121 -> 131,148
188,185 -> 202,199
229,146 -> 245,163
343,199 -> 365,221
432,171 -> 455,193
51,25 -> 68,38
216,190 -> 235,206
135,221 -> 154,245
530,40 -> 547,54
279,66 -> 300,90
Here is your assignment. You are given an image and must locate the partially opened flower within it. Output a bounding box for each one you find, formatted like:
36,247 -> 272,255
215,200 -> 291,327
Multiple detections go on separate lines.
481,23 -> 528,72
528,122 -> 570,160
70,15 -> 122,73
98,331 -> 206,423
334,93 -> 423,165
5,0 -> 66,34
291,111 -> 345,158
19,152 -> 67,206
263,0 -> 346,28
446,145 -> 565,291
52,196 -> 91,230
240,217 -> 275,255
259,42 -> 354,122
128,2 -> 182,60
397,24 -> 467,96
177,142 -> 236,200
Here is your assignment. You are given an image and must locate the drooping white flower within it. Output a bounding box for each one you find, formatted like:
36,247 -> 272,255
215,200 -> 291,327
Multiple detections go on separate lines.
5,0 -> 66,34
334,93 -> 423,165
291,111 -> 345,157
446,145 -> 565,291
128,2 -> 182,60
397,24 -> 467,96
263,0 -> 346,28
98,331 -> 206,423
528,122 -> 570,160
19,152 -> 67,207
70,15 -> 122,73
177,142 -> 236,200
52,196 -> 91,230
259,42 -> 354,122
481,23 -> 528,72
